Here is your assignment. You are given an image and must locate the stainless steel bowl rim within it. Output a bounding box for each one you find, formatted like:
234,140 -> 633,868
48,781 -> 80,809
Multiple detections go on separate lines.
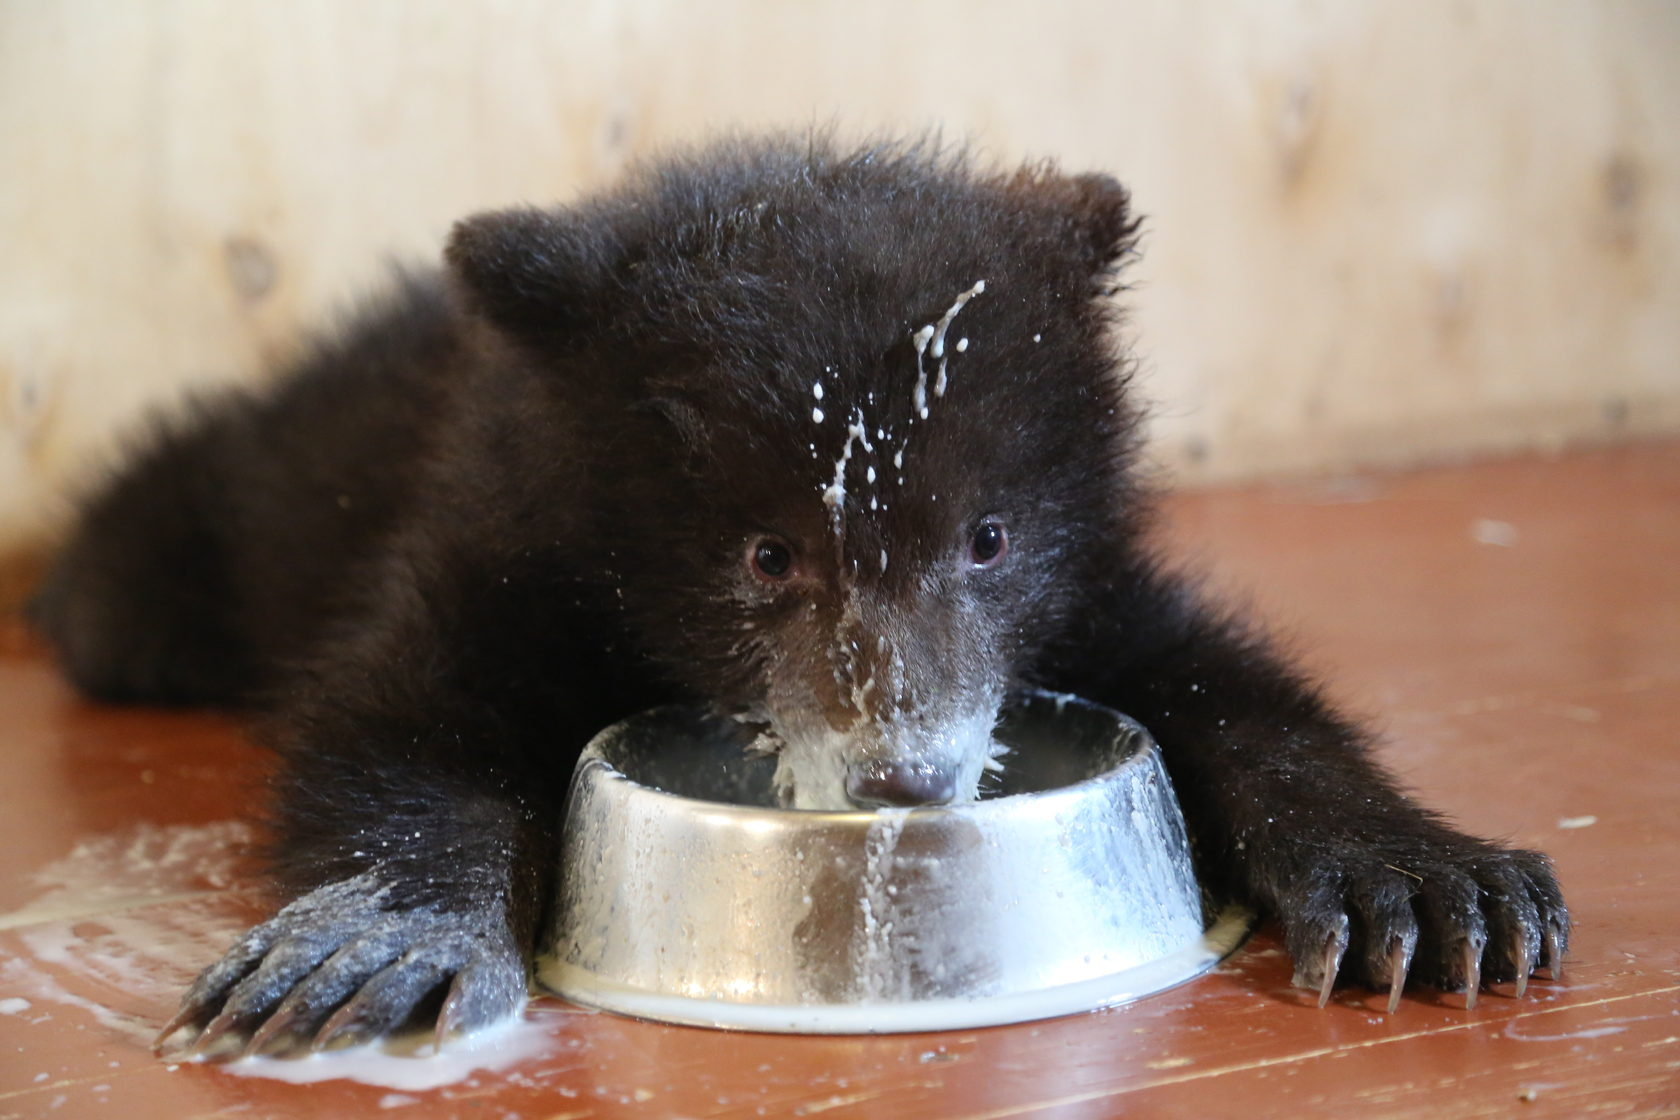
574,691 -> 1158,817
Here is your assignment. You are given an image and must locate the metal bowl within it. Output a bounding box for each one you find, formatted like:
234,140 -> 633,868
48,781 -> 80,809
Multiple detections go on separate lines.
538,692 -> 1251,1033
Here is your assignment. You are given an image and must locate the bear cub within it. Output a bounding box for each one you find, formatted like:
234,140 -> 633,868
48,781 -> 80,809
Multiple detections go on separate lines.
32,134 -> 1568,1054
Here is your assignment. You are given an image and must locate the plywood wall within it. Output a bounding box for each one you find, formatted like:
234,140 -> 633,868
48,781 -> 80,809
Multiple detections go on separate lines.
2,0 -> 1676,564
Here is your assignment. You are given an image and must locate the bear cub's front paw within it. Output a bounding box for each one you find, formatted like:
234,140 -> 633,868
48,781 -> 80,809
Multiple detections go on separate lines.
1276,839 -> 1568,1012
155,873 -> 526,1058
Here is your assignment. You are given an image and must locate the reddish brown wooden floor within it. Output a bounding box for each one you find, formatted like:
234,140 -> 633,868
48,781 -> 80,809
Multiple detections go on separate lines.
1,443 -> 1676,1119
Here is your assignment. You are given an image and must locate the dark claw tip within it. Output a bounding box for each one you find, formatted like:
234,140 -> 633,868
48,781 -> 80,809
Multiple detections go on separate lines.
186,1008 -> 246,1059
152,1005 -> 199,1052
242,1007 -> 304,1058
1315,920 -> 1350,1009
1544,927 -> 1565,982
1462,939 -> 1483,1011
312,1003 -> 369,1053
1385,938 -> 1412,1015
1513,929 -> 1535,1000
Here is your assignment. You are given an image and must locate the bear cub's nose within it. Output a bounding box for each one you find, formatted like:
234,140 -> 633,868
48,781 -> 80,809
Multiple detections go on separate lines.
844,759 -> 957,808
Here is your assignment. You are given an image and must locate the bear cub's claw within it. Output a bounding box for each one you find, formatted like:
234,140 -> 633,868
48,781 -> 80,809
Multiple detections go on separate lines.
153,874 -> 526,1060
1280,841 -> 1568,1011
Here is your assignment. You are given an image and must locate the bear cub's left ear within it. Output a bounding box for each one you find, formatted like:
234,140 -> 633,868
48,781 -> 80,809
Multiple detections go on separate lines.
1063,172 -> 1139,274
444,206 -> 614,346
1004,167 -> 1140,279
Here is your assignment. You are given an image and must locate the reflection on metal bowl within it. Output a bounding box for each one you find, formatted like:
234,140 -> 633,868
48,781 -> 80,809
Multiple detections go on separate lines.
539,691 -> 1251,1033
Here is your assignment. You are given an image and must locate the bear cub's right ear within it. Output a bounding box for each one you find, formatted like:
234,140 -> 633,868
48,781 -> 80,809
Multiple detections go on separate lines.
444,206 -> 613,345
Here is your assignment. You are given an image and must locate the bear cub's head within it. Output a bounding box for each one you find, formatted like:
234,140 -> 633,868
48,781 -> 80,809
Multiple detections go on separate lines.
447,135 -> 1144,809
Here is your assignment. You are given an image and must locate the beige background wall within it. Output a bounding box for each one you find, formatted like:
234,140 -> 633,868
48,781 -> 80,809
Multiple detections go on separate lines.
2,0 -> 1677,563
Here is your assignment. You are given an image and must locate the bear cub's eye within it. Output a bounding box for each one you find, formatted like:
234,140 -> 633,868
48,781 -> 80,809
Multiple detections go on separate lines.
748,537 -> 795,582
970,520 -> 1009,568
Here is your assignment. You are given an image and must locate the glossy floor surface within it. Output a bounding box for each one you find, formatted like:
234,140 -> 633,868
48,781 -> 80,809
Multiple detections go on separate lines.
1,443 -> 1676,1118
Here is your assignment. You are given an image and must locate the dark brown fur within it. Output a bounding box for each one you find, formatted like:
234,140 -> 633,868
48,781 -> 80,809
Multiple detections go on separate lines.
32,134 -> 1567,1051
